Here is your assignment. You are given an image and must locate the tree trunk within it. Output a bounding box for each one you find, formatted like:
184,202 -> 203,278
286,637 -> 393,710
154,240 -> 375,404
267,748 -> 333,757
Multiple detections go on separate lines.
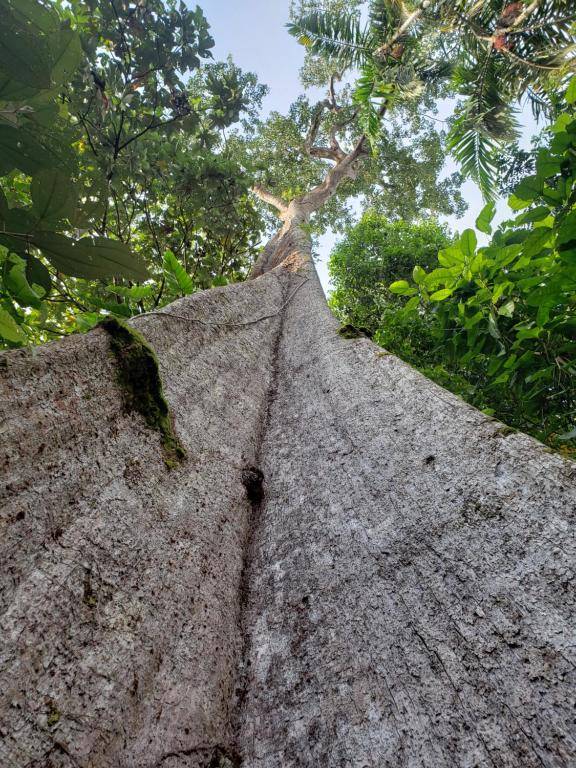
1,220 -> 575,768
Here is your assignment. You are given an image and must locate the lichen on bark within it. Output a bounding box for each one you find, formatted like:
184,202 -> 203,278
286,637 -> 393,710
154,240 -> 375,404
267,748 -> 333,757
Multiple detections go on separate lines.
99,317 -> 185,468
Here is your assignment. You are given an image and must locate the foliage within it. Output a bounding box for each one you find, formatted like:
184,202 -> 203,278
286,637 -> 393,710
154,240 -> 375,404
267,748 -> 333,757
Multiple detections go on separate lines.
232,95 -> 465,235
371,85 -> 576,451
290,0 -> 575,197
329,213 -> 451,328
0,0 -> 267,348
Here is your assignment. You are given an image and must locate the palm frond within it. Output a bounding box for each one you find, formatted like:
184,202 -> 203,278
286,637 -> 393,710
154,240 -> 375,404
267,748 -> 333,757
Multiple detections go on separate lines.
287,11 -> 372,69
448,51 -> 520,199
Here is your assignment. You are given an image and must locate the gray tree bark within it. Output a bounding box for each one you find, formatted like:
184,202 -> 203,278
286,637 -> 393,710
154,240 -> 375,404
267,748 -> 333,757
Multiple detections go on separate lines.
1,173 -> 575,766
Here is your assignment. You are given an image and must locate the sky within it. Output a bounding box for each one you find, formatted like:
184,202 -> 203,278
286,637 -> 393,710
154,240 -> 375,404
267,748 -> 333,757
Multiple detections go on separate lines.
199,0 -> 539,292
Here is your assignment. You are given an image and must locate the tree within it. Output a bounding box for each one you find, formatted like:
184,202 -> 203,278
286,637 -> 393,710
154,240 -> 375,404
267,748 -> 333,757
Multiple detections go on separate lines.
0,0 -> 266,345
329,212 -> 451,329
1,4 -> 576,767
379,90 -> 576,451
289,0 -> 575,196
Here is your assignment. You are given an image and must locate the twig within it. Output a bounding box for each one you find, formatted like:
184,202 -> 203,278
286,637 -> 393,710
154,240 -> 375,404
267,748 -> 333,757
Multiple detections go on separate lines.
137,277 -> 309,328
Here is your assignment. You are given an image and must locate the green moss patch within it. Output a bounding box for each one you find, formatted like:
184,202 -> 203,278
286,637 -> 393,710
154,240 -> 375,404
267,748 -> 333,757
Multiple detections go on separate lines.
99,317 -> 186,468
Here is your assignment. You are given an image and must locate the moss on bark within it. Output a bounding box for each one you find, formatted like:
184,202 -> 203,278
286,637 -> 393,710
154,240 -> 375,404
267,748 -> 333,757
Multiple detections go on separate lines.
99,317 -> 185,468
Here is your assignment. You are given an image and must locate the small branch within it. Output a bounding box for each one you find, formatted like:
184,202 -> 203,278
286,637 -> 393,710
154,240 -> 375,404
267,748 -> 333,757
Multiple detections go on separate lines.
309,145 -> 345,161
252,185 -> 289,216
140,277 -> 309,328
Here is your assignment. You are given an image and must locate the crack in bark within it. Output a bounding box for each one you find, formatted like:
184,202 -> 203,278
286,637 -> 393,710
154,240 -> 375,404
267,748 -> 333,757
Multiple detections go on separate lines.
231,271 -> 292,758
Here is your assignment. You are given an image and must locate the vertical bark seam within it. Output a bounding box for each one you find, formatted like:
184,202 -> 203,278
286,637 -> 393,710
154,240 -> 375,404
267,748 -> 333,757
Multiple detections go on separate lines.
231,271 -> 290,756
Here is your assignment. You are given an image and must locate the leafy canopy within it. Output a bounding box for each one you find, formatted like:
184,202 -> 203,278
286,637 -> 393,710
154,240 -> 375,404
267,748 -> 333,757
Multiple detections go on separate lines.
0,0 -> 267,347
331,81 -> 576,450
289,0 -> 576,197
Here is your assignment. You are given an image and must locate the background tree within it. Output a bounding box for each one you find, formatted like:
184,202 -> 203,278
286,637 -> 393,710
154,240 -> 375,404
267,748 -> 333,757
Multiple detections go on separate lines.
289,0 -> 575,197
0,0 -> 266,346
329,87 -> 576,450
328,212 -> 451,329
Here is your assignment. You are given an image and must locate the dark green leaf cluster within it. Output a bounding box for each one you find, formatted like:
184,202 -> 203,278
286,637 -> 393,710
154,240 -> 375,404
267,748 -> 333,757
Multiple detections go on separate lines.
374,84 -> 576,450
0,0 -> 267,347
329,213 -> 451,329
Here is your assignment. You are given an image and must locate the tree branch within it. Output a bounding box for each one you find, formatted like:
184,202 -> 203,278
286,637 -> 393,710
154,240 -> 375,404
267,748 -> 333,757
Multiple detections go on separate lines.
252,185 -> 289,217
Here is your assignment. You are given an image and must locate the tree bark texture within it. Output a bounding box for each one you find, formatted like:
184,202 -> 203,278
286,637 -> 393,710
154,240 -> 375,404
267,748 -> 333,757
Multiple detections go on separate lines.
1,227 -> 575,767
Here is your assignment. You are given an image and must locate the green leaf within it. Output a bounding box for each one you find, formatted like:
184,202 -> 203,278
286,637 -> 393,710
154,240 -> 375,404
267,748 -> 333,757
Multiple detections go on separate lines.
107,284 -> 154,301
535,150 -> 562,179
163,249 -> 194,295
49,28 -> 83,86
475,201 -> 495,235
412,265 -> 426,285
515,206 -> 551,225
0,306 -> 25,342
508,193 -> 531,211
32,233 -> 149,281
25,253 -> 51,295
566,77 -> 576,106
31,168 -> 76,224
3,253 -> 43,306
404,295 -> 420,311
514,175 -> 543,203
0,125 -> 59,175
460,229 -> 477,258
430,288 -> 453,301
438,246 -> 464,267
557,211 -> 576,248
498,300 -> 515,318
488,311 -> 501,339
0,13 -> 51,90
389,279 -> 416,296
521,227 -> 553,258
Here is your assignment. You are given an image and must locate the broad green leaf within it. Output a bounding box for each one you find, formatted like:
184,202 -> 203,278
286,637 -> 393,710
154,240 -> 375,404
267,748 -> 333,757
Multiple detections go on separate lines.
107,284 -> 154,301
404,296 -> 420,311
514,175 -> 542,203
2,0 -> 60,35
163,249 -> 194,295
515,206 -> 551,225
498,300 -> 515,318
551,113 -> 572,133
459,229 -> 477,258
430,288 -> 453,301
522,227 -> 553,258
508,193 -> 531,211
535,150 -> 562,179
0,15 -> 51,90
32,233 -> 149,281
438,245 -> 464,267
475,201 -> 495,235
557,211 -> 576,248
3,253 -> 43,306
0,125 -> 58,175
49,28 -> 83,85
0,306 -> 25,342
412,265 -> 426,285
31,168 -> 76,224
389,280 -> 416,296
488,311 -> 501,340
25,253 -> 51,295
